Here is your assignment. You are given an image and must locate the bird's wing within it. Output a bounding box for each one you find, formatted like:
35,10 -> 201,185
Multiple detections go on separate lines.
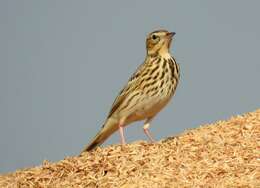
107,62 -> 147,118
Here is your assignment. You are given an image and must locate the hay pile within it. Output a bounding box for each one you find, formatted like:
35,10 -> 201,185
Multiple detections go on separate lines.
0,109 -> 259,188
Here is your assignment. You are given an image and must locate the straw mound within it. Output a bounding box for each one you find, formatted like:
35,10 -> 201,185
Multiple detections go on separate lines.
0,109 -> 259,188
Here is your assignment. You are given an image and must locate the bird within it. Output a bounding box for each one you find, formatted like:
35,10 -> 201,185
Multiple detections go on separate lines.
81,29 -> 180,153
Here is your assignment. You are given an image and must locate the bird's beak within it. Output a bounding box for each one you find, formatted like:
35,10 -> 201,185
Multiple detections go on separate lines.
166,32 -> 176,38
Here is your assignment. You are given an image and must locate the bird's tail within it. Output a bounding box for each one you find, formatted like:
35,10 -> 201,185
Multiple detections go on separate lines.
81,118 -> 118,153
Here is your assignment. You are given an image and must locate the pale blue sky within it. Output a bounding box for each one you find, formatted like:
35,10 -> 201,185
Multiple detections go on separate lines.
1,0 -> 259,173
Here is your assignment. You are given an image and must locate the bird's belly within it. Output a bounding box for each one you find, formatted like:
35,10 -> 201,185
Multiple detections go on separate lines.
125,95 -> 171,123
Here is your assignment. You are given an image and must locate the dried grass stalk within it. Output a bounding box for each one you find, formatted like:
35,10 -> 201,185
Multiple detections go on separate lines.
0,109 -> 259,188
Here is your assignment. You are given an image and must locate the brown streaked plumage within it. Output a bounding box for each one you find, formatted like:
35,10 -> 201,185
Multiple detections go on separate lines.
81,29 -> 180,153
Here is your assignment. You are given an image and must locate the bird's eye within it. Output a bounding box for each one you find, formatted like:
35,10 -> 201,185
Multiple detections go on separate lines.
152,35 -> 157,40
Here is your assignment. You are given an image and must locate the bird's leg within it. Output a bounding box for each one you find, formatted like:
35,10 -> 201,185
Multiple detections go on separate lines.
143,119 -> 155,143
118,120 -> 126,145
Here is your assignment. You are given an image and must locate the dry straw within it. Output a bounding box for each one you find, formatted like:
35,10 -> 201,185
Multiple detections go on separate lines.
0,109 -> 259,187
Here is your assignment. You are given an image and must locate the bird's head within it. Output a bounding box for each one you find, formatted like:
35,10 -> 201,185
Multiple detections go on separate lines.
146,30 -> 175,56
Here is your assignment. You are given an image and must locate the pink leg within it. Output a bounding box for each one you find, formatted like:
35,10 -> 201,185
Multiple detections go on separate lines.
143,128 -> 156,143
143,120 -> 155,143
119,124 -> 126,145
